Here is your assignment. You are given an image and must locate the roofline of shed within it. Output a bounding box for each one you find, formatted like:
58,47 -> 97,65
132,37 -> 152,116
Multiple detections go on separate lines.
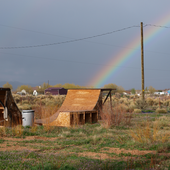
0,88 -> 11,91
66,88 -> 117,91
59,110 -> 97,112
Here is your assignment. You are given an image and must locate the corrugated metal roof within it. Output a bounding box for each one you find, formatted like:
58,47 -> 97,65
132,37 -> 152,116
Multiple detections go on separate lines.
59,89 -> 101,112
45,87 -> 64,91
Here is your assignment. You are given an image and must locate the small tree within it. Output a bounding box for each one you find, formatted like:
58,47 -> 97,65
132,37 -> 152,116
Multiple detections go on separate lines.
37,82 -> 51,94
148,86 -> 156,94
117,86 -> 125,93
3,82 -> 13,90
131,88 -> 136,94
17,85 -> 33,94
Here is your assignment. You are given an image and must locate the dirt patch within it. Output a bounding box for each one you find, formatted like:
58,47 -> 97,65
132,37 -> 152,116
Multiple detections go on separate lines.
1,136 -> 59,141
0,143 -> 39,151
101,147 -> 156,155
77,151 -> 118,160
1,136 -> 35,141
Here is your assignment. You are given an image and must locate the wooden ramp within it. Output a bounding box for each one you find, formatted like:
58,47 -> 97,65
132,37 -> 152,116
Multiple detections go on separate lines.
59,89 -> 101,112
0,88 -> 22,127
35,89 -> 101,126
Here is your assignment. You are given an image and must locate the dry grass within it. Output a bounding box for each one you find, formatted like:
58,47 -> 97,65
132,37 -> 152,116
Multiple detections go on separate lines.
0,126 -> 6,136
156,108 -> 167,113
133,109 -> 142,113
100,103 -> 133,128
12,125 -> 23,137
130,120 -> 170,144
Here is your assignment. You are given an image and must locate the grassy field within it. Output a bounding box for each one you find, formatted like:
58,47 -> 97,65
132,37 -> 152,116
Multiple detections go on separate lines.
0,112 -> 170,170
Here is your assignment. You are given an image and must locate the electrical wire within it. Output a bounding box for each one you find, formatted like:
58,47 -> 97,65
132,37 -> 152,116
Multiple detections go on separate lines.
145,24 -> 170,29
0,25 -> 139,49
0,24 -> 73,39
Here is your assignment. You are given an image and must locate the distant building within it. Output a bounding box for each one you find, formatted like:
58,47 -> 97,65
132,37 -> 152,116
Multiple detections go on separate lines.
154,92 -> 167,95
44,87 -> 67,95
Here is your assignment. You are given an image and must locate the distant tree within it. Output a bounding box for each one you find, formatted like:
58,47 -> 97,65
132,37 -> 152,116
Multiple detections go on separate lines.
148,86 -> 156,94
131,88 -> 136,94
17,85 -> 33,94
103,83 -> 117,89
37,82 -> 51,94
53,83 -> 63,88
3,82 -> 13,90
103,83 -> 124,93
117,86 -> 125,93
53,83 -> 86,89
62,83 -> 86,89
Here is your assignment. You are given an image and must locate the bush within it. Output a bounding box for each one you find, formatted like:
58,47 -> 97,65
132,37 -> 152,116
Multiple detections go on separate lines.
133,109 -> 142,113
100,103 -> 132,128
127,103 -> 136,112
156,108 -> 167,113
146,97 -> 154,106
135,99 -> 148,109
17,104 -> 32,110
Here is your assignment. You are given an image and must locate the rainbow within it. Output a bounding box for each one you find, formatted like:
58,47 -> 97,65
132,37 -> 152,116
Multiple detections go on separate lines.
88,13 -> 170,88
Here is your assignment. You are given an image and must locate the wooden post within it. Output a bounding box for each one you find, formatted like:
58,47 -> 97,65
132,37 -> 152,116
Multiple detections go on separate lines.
83,112 -> 85,124
141,22 -> 145,101
90,113 -> 92,124
110,90 -> 112,110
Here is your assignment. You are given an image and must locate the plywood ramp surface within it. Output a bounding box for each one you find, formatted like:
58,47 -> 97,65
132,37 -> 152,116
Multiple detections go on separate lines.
35,111 -> 60,124
59,89 -> 101,112
35,89 -> 101,125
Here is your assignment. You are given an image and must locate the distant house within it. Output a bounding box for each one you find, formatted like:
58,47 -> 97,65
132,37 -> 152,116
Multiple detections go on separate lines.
44,87 -> 67,95
154,92 -> 167,95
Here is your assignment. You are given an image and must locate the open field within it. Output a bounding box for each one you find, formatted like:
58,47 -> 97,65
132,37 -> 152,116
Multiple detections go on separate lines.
1,112 -> 170,170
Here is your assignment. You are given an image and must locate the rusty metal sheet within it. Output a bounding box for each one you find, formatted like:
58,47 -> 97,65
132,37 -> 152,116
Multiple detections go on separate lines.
59,89 -> 101,112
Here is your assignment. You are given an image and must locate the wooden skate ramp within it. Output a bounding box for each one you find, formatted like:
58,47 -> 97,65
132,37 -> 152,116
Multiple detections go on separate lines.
35,89 -> 101,125
0,88 -> 22,127
59,89 -> 101,112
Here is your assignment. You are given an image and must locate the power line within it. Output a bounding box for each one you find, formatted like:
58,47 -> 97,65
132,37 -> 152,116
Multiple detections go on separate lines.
0,25 -> 139,49
0,24 -> 73,39
0,23 -> 169,50
145,24 -> 170,29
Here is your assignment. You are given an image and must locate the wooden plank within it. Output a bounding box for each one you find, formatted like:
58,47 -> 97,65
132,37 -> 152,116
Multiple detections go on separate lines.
59,89 -> 101,112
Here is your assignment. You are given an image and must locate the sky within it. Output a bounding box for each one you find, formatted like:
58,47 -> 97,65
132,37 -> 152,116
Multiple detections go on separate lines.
0,1 -> 170,90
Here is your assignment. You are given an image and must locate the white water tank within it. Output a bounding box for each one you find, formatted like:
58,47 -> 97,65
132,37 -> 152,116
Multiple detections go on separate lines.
22,110 -> 34,127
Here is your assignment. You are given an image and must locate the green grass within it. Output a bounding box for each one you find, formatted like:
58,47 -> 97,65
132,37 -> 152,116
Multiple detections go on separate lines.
0,139 -> 5,143
1,112 -> 170,169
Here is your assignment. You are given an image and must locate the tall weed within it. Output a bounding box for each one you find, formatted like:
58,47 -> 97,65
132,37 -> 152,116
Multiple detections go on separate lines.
100,103 -> 132,128
130,120 -> 170,143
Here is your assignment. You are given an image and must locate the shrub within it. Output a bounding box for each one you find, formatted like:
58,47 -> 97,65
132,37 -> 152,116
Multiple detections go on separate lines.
156,108 -> 167,113
128,103 -> 136,112
130,120 -> 170,143
113,103 -> 128,112
119,98 -> 128,105
163,99 -> 170,107
100,103 -> 132,128
0,127 -> 6,137
133,109 -> 142,113
17,104 -> 32,110
115,93 -> 121,99
146,97 -> 154,106
135,99 -> 148,109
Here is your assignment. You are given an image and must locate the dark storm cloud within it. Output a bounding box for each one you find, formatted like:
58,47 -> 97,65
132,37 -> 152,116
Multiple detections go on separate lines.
0,0 -> 170,89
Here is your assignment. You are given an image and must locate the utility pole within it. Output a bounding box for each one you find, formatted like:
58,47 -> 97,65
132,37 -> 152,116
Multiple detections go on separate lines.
141,22 -> 144,101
